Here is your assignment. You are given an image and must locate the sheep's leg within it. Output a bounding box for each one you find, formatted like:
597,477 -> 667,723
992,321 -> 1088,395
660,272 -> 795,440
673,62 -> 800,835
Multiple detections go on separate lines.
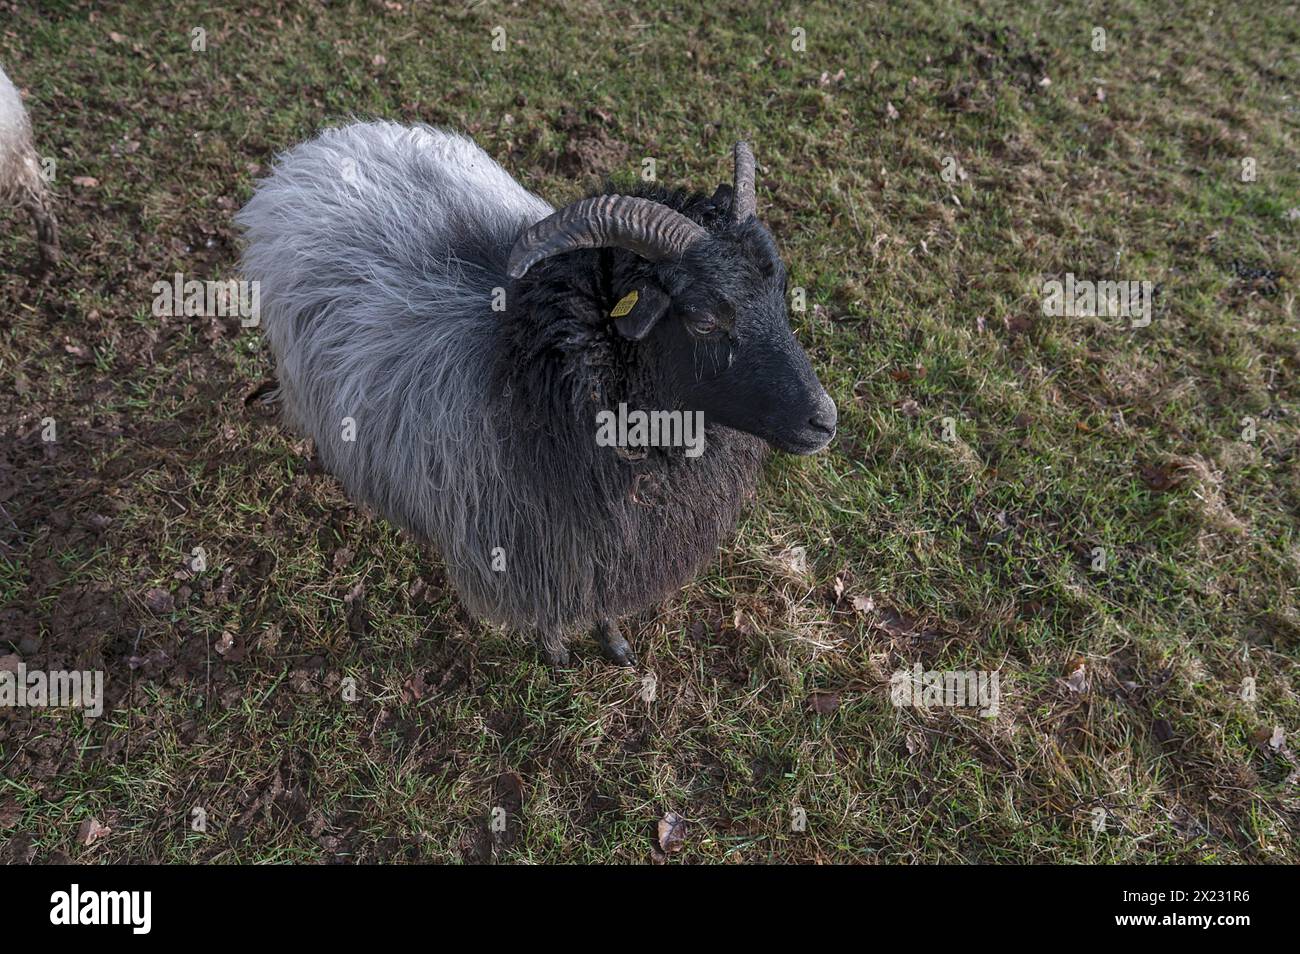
21,188 -> 59,268
535,628 -> 570,668
594,618 -> 637,667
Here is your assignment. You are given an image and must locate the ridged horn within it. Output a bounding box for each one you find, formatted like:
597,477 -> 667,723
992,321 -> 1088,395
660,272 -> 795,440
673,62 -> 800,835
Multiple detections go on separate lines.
731,141 -> 756,222
508,195 -> 707,279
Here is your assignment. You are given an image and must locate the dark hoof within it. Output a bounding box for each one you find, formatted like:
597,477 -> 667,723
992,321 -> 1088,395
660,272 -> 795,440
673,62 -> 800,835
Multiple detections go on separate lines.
595,620 -> 637,667
609,646 -> 637,667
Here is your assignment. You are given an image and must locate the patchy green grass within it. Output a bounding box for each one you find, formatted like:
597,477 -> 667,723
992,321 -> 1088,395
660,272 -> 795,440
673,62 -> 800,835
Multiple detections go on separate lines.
1,0 -> 1297,863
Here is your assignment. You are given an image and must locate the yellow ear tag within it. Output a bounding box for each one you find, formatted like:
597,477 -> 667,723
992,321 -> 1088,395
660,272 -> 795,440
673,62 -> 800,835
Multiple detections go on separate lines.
610,290 -> 639,318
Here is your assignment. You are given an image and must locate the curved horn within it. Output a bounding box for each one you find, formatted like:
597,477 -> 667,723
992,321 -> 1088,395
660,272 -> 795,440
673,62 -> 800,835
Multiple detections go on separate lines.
731,141 -> 757,222
508,195 -> 707,279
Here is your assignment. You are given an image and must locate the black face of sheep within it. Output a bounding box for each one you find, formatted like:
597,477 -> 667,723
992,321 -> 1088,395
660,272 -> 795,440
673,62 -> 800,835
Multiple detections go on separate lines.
508,142 -> 837,458
645,223 -> 837,455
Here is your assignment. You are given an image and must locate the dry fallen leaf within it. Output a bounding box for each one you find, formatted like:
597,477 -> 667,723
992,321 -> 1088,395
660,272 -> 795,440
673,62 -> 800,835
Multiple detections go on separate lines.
1254,725 -> 1287,753
1064,655 -> 1089,693
639,672 -> 657,703
778,544 -> 809,577
808,691 -> 841,714
1002,313 -> 1033,336
657,812 -> 686,854
732,609 -> 758,637
1139,462 -> 1184,492
144,587 -> 175,614
877,606 -> 927,638
0,799 -> 20,830
493,771 -> 524,814
400,670 -> 427,703
77,817 -> 110,847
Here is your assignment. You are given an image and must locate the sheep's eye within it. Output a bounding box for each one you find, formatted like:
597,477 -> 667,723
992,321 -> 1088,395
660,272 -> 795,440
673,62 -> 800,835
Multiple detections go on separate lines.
685,311 -> 723,337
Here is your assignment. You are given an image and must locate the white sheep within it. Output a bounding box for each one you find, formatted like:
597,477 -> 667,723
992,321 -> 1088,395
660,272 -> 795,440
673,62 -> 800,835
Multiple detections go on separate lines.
0,63 -> 59,268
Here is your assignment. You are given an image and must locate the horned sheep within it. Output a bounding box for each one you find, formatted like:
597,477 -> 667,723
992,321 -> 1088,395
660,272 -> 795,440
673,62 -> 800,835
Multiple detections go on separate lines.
237,123 -> 836,665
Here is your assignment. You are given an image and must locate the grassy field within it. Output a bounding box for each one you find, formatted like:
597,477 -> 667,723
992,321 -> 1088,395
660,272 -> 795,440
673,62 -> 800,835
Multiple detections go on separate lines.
1,0 -> 1297,863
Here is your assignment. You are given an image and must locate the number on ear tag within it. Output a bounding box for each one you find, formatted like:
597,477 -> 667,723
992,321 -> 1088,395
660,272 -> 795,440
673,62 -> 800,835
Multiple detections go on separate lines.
610,290 -> 639,318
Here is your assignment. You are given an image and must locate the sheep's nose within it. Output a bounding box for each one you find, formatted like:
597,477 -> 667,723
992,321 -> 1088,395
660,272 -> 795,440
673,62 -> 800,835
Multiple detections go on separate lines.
808,393 -> 837,435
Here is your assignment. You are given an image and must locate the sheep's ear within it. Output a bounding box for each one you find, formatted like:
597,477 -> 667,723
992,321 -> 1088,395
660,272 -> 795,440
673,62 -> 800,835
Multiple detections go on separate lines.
611,284 -> 671,341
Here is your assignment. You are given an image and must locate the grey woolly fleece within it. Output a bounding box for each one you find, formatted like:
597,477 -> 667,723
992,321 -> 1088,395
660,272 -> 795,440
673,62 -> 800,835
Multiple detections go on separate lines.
237,122 -> 765,636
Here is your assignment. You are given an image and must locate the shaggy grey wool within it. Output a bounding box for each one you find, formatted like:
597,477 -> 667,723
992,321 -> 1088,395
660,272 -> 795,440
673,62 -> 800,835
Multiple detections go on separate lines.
237,122 -> 766,639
